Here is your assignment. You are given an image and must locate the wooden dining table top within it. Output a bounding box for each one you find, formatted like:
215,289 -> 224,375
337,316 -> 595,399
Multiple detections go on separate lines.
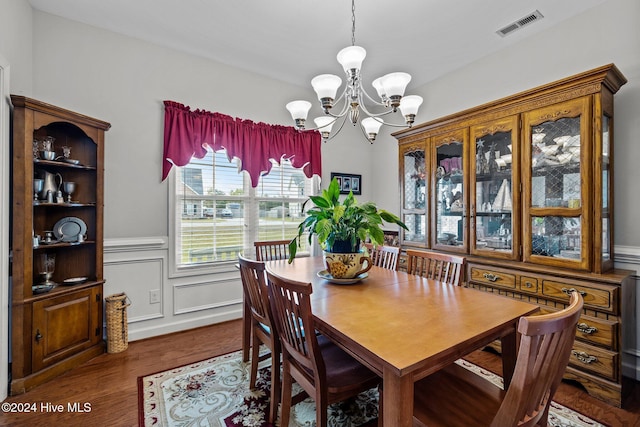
266,256 -> 538,376
266,255 -> 539,426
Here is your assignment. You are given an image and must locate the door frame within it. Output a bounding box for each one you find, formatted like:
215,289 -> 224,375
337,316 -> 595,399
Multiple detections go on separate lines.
0,54 -> 11,401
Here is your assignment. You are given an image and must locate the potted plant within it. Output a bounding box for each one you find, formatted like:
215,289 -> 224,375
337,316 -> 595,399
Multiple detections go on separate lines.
288,177 -> 408,278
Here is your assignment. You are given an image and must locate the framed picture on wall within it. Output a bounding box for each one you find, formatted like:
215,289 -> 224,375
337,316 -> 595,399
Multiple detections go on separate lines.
331,172 -> 362,195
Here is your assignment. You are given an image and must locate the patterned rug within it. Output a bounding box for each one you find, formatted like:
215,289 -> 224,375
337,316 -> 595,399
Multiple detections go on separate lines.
138,348 -> 605,427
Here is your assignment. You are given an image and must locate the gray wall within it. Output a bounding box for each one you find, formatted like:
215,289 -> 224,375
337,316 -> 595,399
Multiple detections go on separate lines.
0,0 -> 33,95
30,11 -> 374,239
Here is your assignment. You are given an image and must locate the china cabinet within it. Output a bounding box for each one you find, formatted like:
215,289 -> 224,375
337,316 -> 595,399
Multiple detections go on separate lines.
394,64 -> 633,407
10,96 -> 110,394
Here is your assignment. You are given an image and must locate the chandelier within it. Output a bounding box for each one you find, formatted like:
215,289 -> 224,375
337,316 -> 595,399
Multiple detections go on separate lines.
286,0 -> 423,143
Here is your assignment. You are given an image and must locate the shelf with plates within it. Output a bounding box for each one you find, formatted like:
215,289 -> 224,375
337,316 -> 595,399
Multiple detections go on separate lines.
10,96 -> 110,395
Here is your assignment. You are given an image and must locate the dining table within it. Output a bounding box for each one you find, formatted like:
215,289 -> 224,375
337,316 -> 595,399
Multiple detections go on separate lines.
265,255 -> 539,427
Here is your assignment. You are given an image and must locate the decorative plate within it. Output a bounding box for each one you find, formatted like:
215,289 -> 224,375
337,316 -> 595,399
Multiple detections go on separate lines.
32,284 -> 55,294
63,276 -> 88,285
317,270 -> 368,285
53,216 -> 87,242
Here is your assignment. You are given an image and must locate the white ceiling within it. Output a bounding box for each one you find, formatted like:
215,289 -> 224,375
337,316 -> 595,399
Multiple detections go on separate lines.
28,0 -> 606,89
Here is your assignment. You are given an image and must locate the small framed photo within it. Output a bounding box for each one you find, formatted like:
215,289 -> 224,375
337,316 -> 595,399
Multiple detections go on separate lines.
330,172 -> 362,195
351,176 -> 360,193
342,177 -> 351,192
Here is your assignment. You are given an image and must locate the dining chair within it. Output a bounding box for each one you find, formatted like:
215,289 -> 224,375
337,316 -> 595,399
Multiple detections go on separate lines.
363,242 -> 400,271
237,255 -> 280,423
412,291 -> 584,427
405,248 -> 466,286
242,239 -> 291,363
254,239 -> 291,261
265,267 -> 383,427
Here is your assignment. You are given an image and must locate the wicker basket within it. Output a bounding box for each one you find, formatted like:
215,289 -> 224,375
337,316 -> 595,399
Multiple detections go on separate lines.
105,292 -> 131,353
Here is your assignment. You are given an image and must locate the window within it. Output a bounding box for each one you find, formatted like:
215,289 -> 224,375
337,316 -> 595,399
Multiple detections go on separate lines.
172,147 -> 315,271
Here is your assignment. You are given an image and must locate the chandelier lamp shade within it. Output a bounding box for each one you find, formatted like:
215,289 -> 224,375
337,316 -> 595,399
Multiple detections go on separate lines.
285,0 -> 423,143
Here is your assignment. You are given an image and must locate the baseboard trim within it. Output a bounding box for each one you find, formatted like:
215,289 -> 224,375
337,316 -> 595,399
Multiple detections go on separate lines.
127,307 -> 242,342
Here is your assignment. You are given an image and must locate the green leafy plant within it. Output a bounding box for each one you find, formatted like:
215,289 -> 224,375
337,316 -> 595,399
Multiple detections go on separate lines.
288,177 -> 408,262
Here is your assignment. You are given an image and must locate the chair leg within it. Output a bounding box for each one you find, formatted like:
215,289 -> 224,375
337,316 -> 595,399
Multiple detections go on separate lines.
268,344 -> 281,424
249,329 -> 260,388
316,397 -> 328,427
242,300 -> 251,362
377,384 -> 383,427
280,360 -> 293,427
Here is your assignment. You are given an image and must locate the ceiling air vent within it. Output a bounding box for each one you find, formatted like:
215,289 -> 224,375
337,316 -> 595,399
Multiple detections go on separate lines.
496,10 -> 544,37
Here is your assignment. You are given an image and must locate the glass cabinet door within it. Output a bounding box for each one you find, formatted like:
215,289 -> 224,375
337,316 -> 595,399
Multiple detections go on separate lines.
400,143 -> 427,246
598,113 -> 613,272
432,130 -> 467,252
522,97 -> 590,270
469,116 -> 519,259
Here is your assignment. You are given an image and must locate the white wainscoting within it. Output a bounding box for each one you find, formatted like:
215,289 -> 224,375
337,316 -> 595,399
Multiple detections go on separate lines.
104,237 -> 243,342
614,245 -> 640,380
102,237 -> 640,378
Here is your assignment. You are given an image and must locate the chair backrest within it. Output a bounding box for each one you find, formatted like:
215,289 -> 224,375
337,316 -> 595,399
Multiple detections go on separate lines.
265,268 -> 326,379
405,249 -> 465,286
364,243 -> 400,271
254,239 -> 291,261
238,254 -> 272,329
492,291 -> 583,427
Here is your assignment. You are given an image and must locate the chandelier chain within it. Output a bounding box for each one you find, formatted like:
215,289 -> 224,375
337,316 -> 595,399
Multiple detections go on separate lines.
351,0 -> 356,46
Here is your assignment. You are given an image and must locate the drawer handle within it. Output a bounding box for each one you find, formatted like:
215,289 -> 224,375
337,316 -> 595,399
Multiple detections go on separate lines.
571,350 -> 598,364
35,329 -> 42,343
576,323 -> 598,335
524,281 -> 534,288
561,287 -> 587,297
483,273 -> 499,282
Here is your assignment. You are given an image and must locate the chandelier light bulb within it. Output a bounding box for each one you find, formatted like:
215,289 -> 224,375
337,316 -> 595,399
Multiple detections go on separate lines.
286,100 -> 312,129
371,77 -> 386,99
314,116 -> 335,140
361,117 -> 383,141
399,95 -> 423,125
336,46 -> 366,74
311,74 -> 343,110
382,72 -> 412,108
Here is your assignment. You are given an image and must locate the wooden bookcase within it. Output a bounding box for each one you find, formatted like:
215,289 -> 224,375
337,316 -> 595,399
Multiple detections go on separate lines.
10,96 -> 110,394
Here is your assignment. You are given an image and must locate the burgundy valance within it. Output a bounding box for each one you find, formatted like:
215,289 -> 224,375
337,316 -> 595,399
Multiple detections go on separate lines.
162,101 -> 322,187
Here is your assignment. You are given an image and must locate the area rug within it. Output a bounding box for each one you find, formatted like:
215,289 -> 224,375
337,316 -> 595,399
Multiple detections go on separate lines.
138,348 -> 606,427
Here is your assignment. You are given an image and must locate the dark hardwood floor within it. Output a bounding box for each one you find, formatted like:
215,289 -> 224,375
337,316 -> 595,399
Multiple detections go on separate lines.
2,319 -> 639,426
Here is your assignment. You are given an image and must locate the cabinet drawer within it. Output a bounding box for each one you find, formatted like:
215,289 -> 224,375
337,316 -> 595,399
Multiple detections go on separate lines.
537,307 -> 617,349
519,276 -> 539,294
575,316 -> 618,349
569,341 -> 618,381
541,280 -> 615,312
470,267 -> 516,288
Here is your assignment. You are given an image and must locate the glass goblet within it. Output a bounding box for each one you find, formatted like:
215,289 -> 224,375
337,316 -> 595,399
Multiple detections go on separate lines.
63,181 -> 76,203
33,179 -> 44,203
33,139 -> 41,159
37,253 -> 56,286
